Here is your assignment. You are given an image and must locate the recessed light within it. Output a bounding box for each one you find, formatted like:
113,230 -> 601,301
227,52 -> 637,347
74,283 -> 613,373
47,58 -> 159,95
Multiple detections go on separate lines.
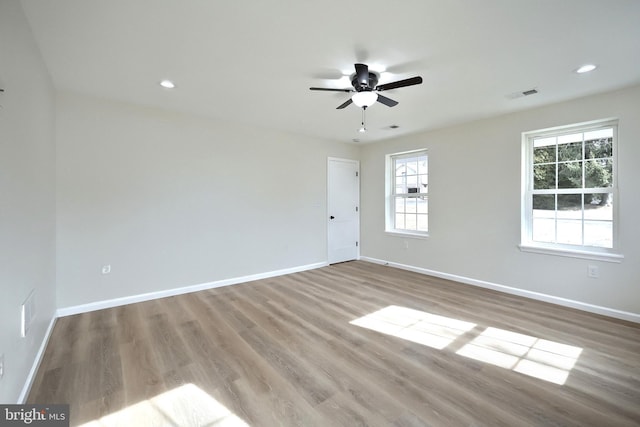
576,64 -> 597,74
160,79 -> 175,89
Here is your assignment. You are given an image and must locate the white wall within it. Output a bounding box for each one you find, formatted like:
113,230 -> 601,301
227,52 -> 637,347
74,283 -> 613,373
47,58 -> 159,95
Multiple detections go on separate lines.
0,1 -> 57,403
360,85 -> 640,316
56,92 -> 359,308
2,3 -> 637,401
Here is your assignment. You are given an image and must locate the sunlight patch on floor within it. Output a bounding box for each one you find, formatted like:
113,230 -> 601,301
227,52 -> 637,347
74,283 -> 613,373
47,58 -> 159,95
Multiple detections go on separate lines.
78,383 -> 250,427
456,327 -> 583,385
350,306 -> 583,386
349,305 -> 477,350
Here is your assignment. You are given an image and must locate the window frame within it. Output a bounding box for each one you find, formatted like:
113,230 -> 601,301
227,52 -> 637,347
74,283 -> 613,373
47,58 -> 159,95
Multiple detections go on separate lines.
385,149 -> 429,238
520,119 -> 623,262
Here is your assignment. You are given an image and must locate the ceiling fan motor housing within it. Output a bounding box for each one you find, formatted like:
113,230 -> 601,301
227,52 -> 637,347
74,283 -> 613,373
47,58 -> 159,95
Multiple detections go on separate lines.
352,72 -> 379,92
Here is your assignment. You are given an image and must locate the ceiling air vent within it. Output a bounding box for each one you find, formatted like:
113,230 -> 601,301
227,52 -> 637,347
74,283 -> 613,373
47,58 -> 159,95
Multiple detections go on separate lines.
506,88 -> 539,100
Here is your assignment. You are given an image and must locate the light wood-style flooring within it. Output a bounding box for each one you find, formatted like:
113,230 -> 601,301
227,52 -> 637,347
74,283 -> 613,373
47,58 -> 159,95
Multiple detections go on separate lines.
28,261 -> 640,426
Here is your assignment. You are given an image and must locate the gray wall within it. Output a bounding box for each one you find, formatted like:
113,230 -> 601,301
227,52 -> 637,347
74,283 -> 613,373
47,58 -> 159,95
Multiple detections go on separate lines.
360,85 -> 640,315
55,92 -> 359,308
0,1 -> 57,403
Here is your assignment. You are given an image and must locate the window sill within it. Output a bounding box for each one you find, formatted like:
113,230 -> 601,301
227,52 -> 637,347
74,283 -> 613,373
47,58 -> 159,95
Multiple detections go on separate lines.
518,244 -> 624,263
385,230 -> 430,240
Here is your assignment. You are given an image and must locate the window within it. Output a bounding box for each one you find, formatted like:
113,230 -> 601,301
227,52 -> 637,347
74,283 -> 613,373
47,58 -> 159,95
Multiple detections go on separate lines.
386,150 -> 428,236
521,120 -> 621,261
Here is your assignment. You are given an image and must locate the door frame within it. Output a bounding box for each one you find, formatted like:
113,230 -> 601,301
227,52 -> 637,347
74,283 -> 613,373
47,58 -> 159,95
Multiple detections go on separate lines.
327,157 -> 360,264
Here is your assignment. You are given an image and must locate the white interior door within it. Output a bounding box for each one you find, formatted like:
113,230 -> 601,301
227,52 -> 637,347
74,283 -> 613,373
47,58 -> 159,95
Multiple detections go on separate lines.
328,158 -> 359,264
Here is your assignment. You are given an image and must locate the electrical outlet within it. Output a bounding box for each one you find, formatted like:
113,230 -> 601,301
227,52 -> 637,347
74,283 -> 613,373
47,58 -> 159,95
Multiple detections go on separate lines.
587,265 -> 599,278
0,353 -> 4,379
101,264 -> 111,274
403,240 -> 409,250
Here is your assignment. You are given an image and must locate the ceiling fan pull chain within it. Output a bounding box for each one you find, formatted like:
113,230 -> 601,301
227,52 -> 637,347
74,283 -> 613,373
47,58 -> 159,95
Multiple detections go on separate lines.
359,106 -> 367,133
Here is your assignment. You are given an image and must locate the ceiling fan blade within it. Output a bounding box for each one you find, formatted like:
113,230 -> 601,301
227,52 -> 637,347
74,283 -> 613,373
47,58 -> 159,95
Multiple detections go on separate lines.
336,99 -> 353,109
309,87 -> 352,92
354,63 -> 369,88
377,94 -> 398,107
376,76 -> 423,91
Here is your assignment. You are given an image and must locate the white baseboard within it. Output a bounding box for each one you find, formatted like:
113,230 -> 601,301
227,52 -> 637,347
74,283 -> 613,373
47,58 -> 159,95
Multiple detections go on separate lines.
360,256 -> 640,324
57,261 -> 328,318
18,315 -> 57,403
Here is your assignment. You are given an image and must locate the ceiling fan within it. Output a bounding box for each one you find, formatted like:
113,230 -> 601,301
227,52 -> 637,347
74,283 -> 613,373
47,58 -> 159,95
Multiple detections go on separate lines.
310,63 -> 423,110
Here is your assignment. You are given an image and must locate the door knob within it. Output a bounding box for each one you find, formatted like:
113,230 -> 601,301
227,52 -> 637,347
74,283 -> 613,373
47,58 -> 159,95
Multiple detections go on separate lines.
330,216 -> 335,219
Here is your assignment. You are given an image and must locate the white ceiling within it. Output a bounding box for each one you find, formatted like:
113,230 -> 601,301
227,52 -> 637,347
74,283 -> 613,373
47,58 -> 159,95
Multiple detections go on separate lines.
20,0 -> 640,144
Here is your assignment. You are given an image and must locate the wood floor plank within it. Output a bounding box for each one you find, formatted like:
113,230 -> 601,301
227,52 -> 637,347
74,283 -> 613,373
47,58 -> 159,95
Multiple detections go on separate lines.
119,338 -> 164,405
28,261 -> 640,426
233,289 -> 427,425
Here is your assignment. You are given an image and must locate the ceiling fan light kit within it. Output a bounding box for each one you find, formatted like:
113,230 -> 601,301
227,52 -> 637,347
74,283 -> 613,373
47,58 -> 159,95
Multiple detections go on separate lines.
352,91 -> 378,108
